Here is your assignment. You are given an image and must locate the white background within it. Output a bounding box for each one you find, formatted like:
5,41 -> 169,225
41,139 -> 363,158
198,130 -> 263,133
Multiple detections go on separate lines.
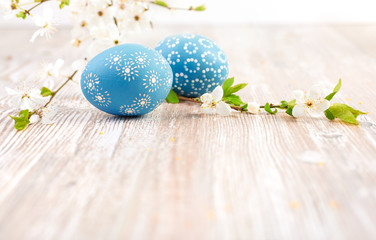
1,0 -> 376,27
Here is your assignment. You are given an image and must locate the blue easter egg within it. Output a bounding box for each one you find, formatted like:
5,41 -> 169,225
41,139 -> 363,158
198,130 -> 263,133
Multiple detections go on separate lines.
81,44 -> 173,116
155,34 -> 229,97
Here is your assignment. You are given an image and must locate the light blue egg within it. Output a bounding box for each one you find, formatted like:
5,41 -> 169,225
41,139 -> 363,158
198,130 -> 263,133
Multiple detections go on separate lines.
155,34 -> 229,97
81,44 -> 173,116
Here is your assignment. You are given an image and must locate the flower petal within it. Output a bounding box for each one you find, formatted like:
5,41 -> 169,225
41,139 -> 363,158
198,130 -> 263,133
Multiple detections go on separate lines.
29,115 -> 40,124
53,58 -> 64,72
200,93 -> 213,104
309,85 -> 323,99
43,6 -> 53,21
292,90 -> 304,100
200,103 -> 215,114
292,105 -> 305,118
20,98 -> 32,111
316,99 -> 330,112
212,86 -> 223,102
216,101 -> 232,116
30,29 -> 42,42
248,102 -> 260,114
308,108 -> 322,118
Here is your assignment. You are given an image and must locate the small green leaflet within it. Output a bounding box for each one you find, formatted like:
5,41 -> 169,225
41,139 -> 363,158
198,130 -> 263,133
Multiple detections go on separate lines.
221,77 -> 247,97
325,103 -> 366,125
264,103 -> 278,114
59,0 -> 70,9
41,87 -> 53,97
222,77 -> 234,95
285,107 -> 293,116
279,99 -> 295,116
154,0 -> 169,8
165,90 -> 179,103
324,109 -> 335,120
222,94 -> 245,106
193,5 -> 206,11
325,79 -> 341,101
16,11 -> 26,19
9,109 -> 30,130
225,84 -> 247,97
241,103 -> 248,112
280,100 -> 289,108
221,77 -> 248,108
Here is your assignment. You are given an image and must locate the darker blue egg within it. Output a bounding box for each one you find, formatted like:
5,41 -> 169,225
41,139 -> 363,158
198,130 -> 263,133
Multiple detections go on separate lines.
155,34 -> 229,97
81,44 -> 173,116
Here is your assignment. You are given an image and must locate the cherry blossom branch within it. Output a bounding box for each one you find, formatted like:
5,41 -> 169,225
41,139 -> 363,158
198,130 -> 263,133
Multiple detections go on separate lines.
178,96 -> 283,113
169,78 -> 367,124
13,0 -> 50,17
25,0 -> 50,15
42,70 -> 78,109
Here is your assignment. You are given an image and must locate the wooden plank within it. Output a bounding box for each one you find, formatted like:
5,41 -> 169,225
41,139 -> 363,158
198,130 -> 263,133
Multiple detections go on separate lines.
0,26 -> 375,240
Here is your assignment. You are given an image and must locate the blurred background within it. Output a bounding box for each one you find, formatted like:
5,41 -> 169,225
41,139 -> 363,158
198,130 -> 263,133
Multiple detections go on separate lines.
1,0 -> 376,27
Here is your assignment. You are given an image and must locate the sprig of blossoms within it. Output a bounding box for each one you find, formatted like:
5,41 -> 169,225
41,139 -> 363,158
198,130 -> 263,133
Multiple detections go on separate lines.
200,86 -> 232,116
167,78 -> 367,125
4,0 -> 205,57
4,0 -> 204,131
69,0 -> 205,57
7,60 -> 84,130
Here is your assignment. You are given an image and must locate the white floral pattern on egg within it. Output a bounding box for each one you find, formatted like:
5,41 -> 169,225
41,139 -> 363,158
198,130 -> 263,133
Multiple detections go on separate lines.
81,44 -> 173,116
155,34 -> 229,97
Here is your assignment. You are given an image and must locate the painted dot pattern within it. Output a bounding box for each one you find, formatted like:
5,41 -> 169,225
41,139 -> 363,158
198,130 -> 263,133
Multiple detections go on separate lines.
155,34 -> 229,97
81,44 -> 173,116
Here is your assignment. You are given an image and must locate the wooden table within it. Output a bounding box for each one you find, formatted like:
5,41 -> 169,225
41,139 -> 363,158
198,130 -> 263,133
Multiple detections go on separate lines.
0,25 -> 375,240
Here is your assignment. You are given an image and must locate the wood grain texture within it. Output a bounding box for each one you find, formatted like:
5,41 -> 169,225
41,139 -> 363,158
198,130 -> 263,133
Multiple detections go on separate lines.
0,25 -> 376,240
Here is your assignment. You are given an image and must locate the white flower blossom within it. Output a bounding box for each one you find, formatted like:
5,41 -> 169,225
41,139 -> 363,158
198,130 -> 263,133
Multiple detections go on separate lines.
68,0 -> 153,55
5,84 -> 50,111
89,22 -> 127,54
200,86 -> 232,116
72,58 -> 87,73
30,6 -> 57,42
292,85 -> 330,118
39,58 -> 64,88
0,1 -> 14,19
248,102 -> 260,114
29,114 -> 41,124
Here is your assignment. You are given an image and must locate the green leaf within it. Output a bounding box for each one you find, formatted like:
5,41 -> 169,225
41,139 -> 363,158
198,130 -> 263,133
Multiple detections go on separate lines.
241,104 -> 248,112
166,90 -> 179,103
59,0 -> 69,9
9,109 -> 30,130
280,100 -> 295,116
325,78 -> 341,101
193,5 -> 206,11
288,99 -> 296,106
224,83 -> 247,97
41,87 -> 53,97
154,0 -> 169,8
222,77 -> 234,94
324,109 -> 335,120
222,94 -> 245,106
280,100 -> 289,108
16,11 -> 26,19
327,103 -> 367,125
264,103 -> 278,114
285,106 -> 293,116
